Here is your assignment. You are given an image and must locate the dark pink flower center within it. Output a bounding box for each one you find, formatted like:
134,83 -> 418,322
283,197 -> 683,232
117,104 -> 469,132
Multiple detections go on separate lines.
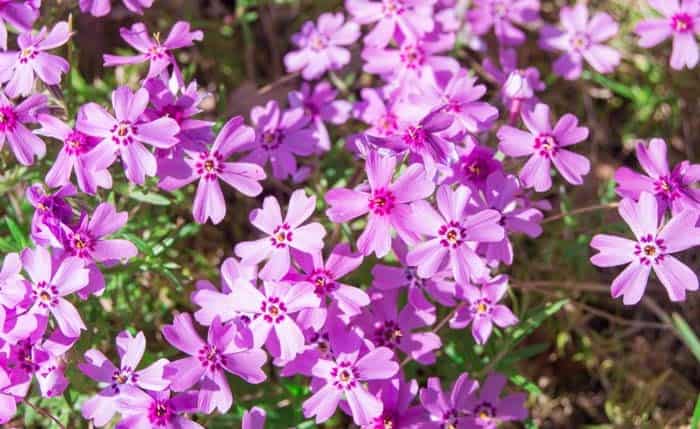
671,13 -> 694,33
148,399 -> 173,426
654,174 -> 682,201
377,113 -> 398,135
491,0 -> 508,18
198,344 -> 222,370
570,32 -> 591,51
260,296 -> 287,324
111,366 -> 137,392
309,332 -> 330,357
399,44 -> 425,69
474,402 -> 496,423
331,361 -> 359,390
368,188 -> 396,216
270,223 -> 293,248
634,234 -> 666,265
0,106 -> 17,132
261,130 -> 282,150
195,151 -> 223,181
439,221 -> 467,249
403,267 -> 425,288
309,33 -> 328,51
372,415 -> 397,429
402,125 -> 427,149
160,105 -> 186,124
65,130 -> 91,156
18,47 -> 38,63
147,44 -> 168,60
382,0 -> 405,16
372,319 -> 403,349
534,133 -> 558,158
110,120 -> 138,146
309,269 -> 338,297
68,231 -> 95,259
470,298 -> 492,316
32,280 -> 59,309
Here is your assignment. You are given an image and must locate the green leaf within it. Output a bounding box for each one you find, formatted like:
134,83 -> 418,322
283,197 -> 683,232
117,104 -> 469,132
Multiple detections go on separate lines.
509,299 -> 568,346
671,312 -> 700,363
128,190 -> 171,206
691,394 -> 700,429
509,373 -> 542,396
524,418 -> 540,429
5,217 -> 28,250
499,343 -> 549,367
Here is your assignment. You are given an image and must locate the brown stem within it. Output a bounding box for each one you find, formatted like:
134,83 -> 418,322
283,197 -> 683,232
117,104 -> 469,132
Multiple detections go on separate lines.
22,399 -> 66,429
542,202 -> 619,224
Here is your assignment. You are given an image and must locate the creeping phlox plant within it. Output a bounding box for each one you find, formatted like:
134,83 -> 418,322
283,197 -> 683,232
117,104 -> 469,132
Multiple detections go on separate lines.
0,0 -> 699,427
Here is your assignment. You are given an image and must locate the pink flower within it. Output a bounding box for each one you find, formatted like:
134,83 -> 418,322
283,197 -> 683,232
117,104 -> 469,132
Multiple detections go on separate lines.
0,92 -> 47,165
635,0 -> 700,70
0,367 -> 18,424
540,4 -> 621,80
0,252 -> 27,309
80,0 -> 154,17
0,0 -> 39,50
497,103 -> 590,192
284,13 -> 360,80
243,407 -> 266,429
0,21 -> 71,98
591,192 -> 700,304
159,116 -> 266,225
116,389 -> 202,429
346,0 -> 437,48
468,0 -> 540,46
235,190 -> 326,280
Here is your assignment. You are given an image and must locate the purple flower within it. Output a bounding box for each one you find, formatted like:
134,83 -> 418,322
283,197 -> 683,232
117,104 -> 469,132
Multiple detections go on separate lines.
354,87 -> 400,137
497,103 -> 590,192
285,12 -> 359,80
303,345 -> 399,425
162,314 -> 267,413
104,21 -> 203,78
0,252 -> 26,309
243,406 -> 266,429
80,0 -> 154,17
21,246 -> 89,338
79,331 -> 169,427
346,0 -> 437,47
539,4 -> 620,80
418,372 -> 479,428
358,289 -> 441,364
288,81 -> 352,152
26,183 -> 75,247
116,389 -> 202,429
241,100 -> 316,180
220,280 -> 320,361
590,192 -> 700,304
615,138 -> 700,215
450,275 -> 519,344
406,185 -> 504,284
36,114 -> 112,194
0,21 -> 71,98
468,0 -> 540,46
0,92 -> 46,165
0,0 -> 39,50
459,373 -> 529,428
0,366 -> 18,424
635,0 -> 700,70
159,116 -> 266,225
235,190 -> 326,280
364,376 -> 428,429
446,136 -> 503,189
77,86 -> 180,184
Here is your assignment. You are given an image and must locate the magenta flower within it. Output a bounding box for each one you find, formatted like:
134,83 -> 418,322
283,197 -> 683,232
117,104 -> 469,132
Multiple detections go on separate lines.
326,151 -> 435,257
0,92 -> 46,165
365,376 -> 428,429
104,21 -> 203,78
446,136 -> 503,189
116,389 -> 202,429
241,100 -> 316,180
243,406 -> 266,429
0,252 -> 27,309
635,0 -> 700,70
284,12 -> 359,80
450,275 -> 519,344
459,373 -> 529,428
418,373 -> 479,428
21,246 -> 89,337
303,346 -> 399,425
591,192 -> 700,304
407,185 -> 504,284
162,314 -> 267,413
497,103 -> 590,192
79,331 -> 170,427
615,138 -> 700,215
235,190 -> 326,280
225,280 -> 320,361
36,114 -> 112,194
77,86 -> 180,184
346,0 -> 436,47
80,0 -> 154,17
358,289 -> 441,364
288,81 -> 352,152
539,4 -> 620,80
354,87 -> 400,137
468,0 -> 540,46
0,21 -> 71,98
159,116 -> 266,225
0,1 -> 39,50
26,183 -> 75,247
0,367 -> 18,424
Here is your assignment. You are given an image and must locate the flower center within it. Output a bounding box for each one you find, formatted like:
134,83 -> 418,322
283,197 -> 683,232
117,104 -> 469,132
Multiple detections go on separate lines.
270,223 -> 293,248
197,344 -> 222,370
310,33 -> 328,51
0,107 -> 17,132
402,125 -> 427,149
474,402 -> 496,423
195,151 -> 223,181
110,121 -> 137,146
310,269 -> 338,297
382,0 -> 404,15
534,133 -> 558,158
147,44 -> 167,59
18,47 -> 37,63
403,267 -> 425,288
149,400 -> 173,425
472,298 -> 492,315
373,320 -> 403,349
399,44 -> 425,69
492,1 -> 508,17
671,13 -> 694,33
261,130 -> 282,150
372,415 -> 395,429
69,231 -> 94,259
654,175 -> 682,201
570,32 -> 591,51
634,234 -> 666,265
377,113 -> 398,135
32,281 -> 59,309
331,361 -> 358,390
439,221 -> 466,249
65,130 -> 90,155
261,296 -> 287,324
368,188 -> 396,216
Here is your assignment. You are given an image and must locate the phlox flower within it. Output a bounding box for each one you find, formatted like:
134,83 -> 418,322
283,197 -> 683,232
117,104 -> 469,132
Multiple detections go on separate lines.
235,190 -> 325,280
0,252 -> 27,309
104,21 -> 203,78
0,366 -> 18,424
36,114 -> 112,194
497,103 -> 590,192
346,0 -> 437,48
116,389 -> 202,429
615,138 -> 700,215
243,407 -> 266,429
0,92 -> 46,165
162,314 -> 267,413
284,12 -> 360,80
326,151 -> 435,257
77,86 -> 180,184
539,4 -> 621,80
445,136 -> 502,189
468,0 -> 540,46
26,183 -> 75,247
80,0 -> 153,17
159,116 -> 266,225
288,81 -> 352,152
79,331 -> 170,427
353,87 -> 400,137
590,192 -> 700,304
0,0 -> 39,50
21,246 -> 88,338
459,373 -> 529,428
364,376 -> 428,429
406,185 -> 505,285
418,372 -> 479,428
635,0 -> 700,70
0,21 -> 71,98
450,275 -> 519,344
